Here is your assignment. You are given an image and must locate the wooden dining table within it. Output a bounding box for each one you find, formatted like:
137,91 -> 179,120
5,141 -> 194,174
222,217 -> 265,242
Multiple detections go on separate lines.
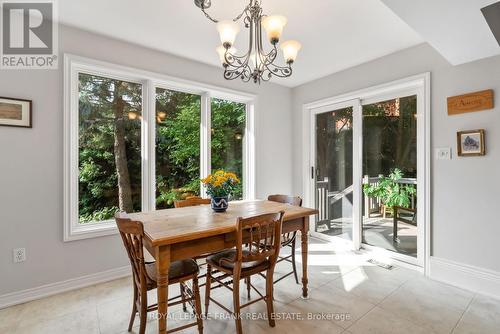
127,199 -> 318,334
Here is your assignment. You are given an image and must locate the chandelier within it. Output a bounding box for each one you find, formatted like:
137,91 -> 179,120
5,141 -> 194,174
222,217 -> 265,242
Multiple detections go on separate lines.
194,0 -> 302,84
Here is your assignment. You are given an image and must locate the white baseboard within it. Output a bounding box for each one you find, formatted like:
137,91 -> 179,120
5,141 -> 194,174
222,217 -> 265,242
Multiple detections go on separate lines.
0,266 -> 131,309
429,256 -> 500,299
3,257 -> 499,310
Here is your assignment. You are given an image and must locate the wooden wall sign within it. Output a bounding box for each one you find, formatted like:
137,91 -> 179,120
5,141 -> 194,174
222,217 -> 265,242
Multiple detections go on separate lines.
447,90 -> 494,115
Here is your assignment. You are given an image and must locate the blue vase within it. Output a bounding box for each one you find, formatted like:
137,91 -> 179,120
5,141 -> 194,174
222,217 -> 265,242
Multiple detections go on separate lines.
211,196 -> 228,212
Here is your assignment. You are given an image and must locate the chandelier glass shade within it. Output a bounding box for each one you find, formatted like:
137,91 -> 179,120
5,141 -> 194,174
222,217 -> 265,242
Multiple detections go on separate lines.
195,0 -> 301,83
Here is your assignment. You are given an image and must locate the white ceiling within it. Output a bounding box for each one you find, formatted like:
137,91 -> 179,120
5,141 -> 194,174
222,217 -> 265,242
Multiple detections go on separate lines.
381,0 -> 500,65
59,0 -> 424,87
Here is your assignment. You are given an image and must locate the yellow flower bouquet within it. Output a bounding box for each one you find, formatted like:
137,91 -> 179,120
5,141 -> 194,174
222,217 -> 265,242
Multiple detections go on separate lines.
201,170 -> 240,212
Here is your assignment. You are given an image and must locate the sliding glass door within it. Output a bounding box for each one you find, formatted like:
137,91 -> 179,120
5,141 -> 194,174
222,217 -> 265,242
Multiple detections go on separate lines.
312,101 -> 361,244
308,78 -> 427,266
361,95 -> 418,258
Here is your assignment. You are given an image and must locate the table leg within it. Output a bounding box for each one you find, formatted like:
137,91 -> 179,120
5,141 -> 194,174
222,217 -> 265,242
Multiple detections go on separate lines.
301,216 -> 309,299
155,245 -> 171,334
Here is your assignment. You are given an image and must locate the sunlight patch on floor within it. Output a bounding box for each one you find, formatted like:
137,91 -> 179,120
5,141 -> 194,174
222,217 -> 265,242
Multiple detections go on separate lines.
339,268 -> 368,292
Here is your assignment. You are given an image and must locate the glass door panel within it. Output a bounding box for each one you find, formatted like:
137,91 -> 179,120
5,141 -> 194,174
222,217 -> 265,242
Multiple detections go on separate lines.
361,95 -> 418,257
314,106 -> 353,240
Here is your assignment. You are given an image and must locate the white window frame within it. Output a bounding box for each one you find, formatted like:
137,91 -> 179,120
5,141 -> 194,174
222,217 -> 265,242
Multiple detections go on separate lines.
64,54 -> 256,241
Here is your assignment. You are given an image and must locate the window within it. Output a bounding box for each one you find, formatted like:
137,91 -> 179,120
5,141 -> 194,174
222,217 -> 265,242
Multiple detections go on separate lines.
64,55 -> 255,241
78,73 -> 143,223
155,89 -> 201,209
211,98 -> 246,200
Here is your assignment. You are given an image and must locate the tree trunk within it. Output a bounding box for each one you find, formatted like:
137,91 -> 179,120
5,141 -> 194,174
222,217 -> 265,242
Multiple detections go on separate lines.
113,88 -> 134,213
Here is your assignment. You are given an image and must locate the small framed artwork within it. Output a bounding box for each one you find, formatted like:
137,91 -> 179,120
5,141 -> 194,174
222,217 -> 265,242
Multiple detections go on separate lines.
457,129 -> 485,156
0,96 -> 32,128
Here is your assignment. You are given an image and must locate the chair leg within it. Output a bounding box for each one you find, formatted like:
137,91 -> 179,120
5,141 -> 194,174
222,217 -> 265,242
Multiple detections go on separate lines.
245,277 -> 251,299
291,238 -> 299,284
192,276 -> 204,334
265,268 -> 276,327
180,282 -> 187,312
204,264 -> 212,317
138,299 -> 147,334
233,277 -> 243,334
128,285 -> 138,331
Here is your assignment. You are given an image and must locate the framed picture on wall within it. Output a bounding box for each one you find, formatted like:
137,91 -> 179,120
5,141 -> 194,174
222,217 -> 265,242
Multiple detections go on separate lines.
0,97 -> 32,128
457,129 -> 485,156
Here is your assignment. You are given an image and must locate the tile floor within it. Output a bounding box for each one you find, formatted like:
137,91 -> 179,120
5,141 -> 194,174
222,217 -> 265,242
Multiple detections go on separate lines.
1,238 -> 499,334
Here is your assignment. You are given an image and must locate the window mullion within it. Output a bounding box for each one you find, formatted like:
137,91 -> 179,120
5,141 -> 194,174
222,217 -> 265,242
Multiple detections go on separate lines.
200,93 -> 211,197
244,102 -> 256,200
143,80 -> 156,211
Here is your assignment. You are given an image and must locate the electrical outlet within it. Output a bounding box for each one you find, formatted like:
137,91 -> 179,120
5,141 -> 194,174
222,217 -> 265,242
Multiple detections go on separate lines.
13,248 -> 26,263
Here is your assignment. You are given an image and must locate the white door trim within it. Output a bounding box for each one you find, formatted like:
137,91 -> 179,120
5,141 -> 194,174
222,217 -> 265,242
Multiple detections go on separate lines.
302,72 -> 431,273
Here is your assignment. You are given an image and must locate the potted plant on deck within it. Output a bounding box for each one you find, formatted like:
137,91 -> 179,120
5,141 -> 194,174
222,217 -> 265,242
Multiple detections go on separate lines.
201,170 -> 240,212
363,168 -> 416,217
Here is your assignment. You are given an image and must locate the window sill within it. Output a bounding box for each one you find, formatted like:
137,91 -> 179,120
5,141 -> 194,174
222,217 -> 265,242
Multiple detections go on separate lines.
64,220 -> 118,242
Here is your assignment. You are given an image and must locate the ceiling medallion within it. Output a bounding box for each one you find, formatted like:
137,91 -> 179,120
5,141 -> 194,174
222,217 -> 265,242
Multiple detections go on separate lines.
195,0 -> 301,84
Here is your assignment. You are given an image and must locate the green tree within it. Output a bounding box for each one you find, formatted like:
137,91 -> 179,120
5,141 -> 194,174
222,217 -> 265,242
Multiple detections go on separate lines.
155,89 -> 201,208
78,74 -> 142,222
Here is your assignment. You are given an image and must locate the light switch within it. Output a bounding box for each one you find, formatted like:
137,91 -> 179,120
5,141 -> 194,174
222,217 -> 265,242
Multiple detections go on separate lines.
436,147 -> 452,160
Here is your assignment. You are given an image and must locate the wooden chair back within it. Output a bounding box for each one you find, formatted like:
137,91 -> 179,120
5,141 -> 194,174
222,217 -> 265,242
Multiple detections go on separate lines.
233,211 -> 285,269
115,213 -> 147,292
174,196 -> 211,208
268,195 -> 302,245
267,194 -> 302,207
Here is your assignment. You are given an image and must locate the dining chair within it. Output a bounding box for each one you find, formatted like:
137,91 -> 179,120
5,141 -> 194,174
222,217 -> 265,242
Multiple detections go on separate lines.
267,194 -> 303,284
174,196 -> 211,208
204,211 -> 285,334
115,213 -> 204,334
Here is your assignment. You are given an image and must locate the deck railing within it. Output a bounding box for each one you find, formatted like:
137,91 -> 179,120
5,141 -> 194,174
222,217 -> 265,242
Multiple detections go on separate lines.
315,175 -> 417,220
316,178 -> 329,221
